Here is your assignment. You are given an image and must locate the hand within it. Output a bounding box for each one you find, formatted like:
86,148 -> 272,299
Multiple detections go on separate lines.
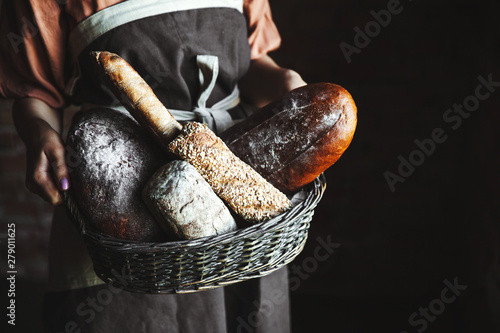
239,55 -> 307,108
12,98 -> 69,206
280,67 -> 307,94
25,121 -> 69,205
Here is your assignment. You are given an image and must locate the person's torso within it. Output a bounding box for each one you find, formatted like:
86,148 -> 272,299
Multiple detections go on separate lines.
66,0 -> 251,116
50,0 -> 252,292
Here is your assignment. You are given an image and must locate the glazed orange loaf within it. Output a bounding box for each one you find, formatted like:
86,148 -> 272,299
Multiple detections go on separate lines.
220,83 -> 357,194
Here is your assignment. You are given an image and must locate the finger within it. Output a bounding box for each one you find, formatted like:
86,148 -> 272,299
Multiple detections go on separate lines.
46,143 -> 70,191
26,152 -> 63,205
284,69 -> 307,92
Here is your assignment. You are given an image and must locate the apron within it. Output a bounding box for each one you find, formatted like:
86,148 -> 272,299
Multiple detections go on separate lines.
43,1 -> 290,332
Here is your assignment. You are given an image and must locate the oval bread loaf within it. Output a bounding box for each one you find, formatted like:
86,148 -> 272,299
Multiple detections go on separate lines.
66,108 -> 168,241
220,82 -> 357,194
142,160 -> 237,240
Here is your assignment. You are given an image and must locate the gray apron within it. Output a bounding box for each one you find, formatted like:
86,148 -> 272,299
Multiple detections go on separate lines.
43,1 -> 290,332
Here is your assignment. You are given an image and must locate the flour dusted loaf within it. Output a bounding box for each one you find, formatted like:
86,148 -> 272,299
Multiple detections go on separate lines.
142,160 -> 237,240
66,108 -> 168,241
220,82 -> 357,194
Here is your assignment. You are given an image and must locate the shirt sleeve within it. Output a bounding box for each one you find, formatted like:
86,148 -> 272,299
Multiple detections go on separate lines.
244,0 -> 282,60
0,1 -> 69,109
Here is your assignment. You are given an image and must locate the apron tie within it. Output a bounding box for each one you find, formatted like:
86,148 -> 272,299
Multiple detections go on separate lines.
169,55 -> 240,133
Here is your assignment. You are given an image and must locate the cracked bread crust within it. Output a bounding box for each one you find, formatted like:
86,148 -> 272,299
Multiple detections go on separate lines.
142,160 -> 237,240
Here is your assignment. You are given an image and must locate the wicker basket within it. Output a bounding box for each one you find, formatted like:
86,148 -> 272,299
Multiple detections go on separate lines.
63,174 -> 326,294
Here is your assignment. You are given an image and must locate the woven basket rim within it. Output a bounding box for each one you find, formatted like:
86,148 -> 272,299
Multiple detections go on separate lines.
64,174 -> 326,250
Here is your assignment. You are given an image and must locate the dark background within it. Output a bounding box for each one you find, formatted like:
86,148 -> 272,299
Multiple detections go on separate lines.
1,0 -> 499,332
269,0 -> 500,332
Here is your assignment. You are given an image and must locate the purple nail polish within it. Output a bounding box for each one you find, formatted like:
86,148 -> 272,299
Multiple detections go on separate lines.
60,177 -> 69,191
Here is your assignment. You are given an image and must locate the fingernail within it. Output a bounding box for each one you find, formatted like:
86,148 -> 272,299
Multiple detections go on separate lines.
60,177 -> 69,191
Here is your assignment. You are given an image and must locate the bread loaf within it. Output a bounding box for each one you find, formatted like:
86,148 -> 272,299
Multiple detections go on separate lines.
220,82 -> 357,194
168,122 -> 292,223
142,160 -> 237,240
66,108 -> 168,241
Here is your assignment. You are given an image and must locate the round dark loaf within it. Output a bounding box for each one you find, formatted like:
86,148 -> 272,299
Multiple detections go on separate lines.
142,160 -> 237,240
66,108 -> 168,241
220,82 -> 357,194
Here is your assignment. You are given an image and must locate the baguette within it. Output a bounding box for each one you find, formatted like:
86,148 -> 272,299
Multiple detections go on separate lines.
168,122 -> 292,223
91,51 -> 182,147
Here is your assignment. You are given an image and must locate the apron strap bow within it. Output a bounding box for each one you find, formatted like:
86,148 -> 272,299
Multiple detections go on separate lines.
169,55 -> 240,133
